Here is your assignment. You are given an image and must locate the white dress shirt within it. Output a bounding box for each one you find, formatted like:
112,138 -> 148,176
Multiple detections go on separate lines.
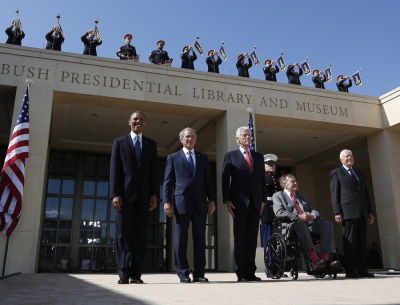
239,146 -> 253,161
182,147 -> 196,170
342,164 -> 359,180
130,131 -> 142,149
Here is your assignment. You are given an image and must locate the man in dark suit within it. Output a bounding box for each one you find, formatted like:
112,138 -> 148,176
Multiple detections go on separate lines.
263,60 -> 279,82
149,40 -> 172,65
236,53 -> 252,78
330,149 -> 375,278
163,128 -> 216,283
222,126 -> 266,281
180,46 -> 197,70
286,63 -> 303,85
5,21 -> 25,45
336,75 -> 352,92
312,70 -> 326,89
273,174 -> 342,270
81,29 -> 102,56
206,50 -> 222,73
110,111 -> 159,284
45,26 -> 64,51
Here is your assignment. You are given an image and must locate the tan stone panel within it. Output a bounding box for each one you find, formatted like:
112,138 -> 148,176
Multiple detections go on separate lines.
381,238 -> 400,269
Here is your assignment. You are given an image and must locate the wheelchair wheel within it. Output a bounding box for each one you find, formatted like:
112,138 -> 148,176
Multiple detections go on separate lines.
265,233 -> 287,279
290,268 -> 298,280
328,274 -> 337,280
313,274 -> 326,279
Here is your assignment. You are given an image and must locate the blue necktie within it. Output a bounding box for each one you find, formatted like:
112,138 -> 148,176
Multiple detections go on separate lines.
187,151 -> 195,175
134,137 -> 141,163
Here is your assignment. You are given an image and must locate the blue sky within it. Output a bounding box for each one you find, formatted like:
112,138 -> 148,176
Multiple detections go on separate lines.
2,0 -> 399,97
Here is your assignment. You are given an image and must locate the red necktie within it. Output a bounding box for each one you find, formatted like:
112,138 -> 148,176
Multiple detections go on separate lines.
244,150 -> 253,172
348,169 -> 359,187
291,193 -> 303,215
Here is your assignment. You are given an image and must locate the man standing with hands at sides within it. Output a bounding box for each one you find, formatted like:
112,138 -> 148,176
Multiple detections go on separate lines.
330,149 -> 375,278
45,26 -> 64,51
117,34 -> 138,60
149,40 -> 172,65
263,60 -> 279,82
181,46 -> 197,70
81,29 -> 102,56
163,128 -> 216,283
312,69 -> 326,89
222,127 -> 266,282
236,53 -> 252,78
110,111 -> 159,284
5,20 -> 25,45
286,63 -> 303,85
336,75 -> 352,92
206,50 -> 222,73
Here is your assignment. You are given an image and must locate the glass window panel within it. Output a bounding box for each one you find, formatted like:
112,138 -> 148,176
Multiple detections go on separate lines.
95,199 -> 108,221
63,154 -> 77,173
93,247 -> 105,270
47,174 -> 61,194
97,177 -> 109,197
207,212 -> 215,225
49,153 -> 63,172
57,221 -> 72,244
97,156 -> 110,175
42,220 -> 57,243
60,198 -> 73,220
45,197 -> 59,219
81,199 -> 94,220
142,248 -> 154,271
85,156 -> 97,174
93,222 -> 107,244
156,248 -> 167,271
55,247 -> 70,270
83,176 -> 96,196
205,248 -> 215,270
206,225 -> 215,247
40,246 -> 55,270
147,224 -> 155,246
78,247 -> 92,270
109,223 -> 116,245
159,203 -> 166,223
79,221 -> 93,244
110,201 -> 116,221
62,175 -> 75,195
156,224 -> 167,246
107,247 -> 117,269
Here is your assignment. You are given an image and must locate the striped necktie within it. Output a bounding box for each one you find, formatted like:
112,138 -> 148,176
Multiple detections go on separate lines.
244,150 -> 252,172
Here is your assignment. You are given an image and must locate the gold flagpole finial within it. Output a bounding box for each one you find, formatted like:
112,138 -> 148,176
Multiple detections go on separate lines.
359,68 -> 362,72
254,46 -> 257,49
247,108 -> 254,113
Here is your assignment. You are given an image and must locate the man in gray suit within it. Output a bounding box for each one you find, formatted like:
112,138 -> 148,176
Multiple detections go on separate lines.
273,174 -> 342,270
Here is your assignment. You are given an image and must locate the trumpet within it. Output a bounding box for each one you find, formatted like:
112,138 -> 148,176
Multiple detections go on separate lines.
55,14 -> 63,36
15,9 -> 22,30
94,19 -> 101,40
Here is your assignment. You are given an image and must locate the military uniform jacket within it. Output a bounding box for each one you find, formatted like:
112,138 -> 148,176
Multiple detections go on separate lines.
117,44 -> 137,60
337,79 -> 352,92
149,49 -> 169,64
261,173 -> 283,222
206,56 -> 222,73
45,31 -> 64,51
5,26 -> 25,45
286,66 -> 303,85
312,75 -> 326,89
236,58 -> 252,78
180,52 -> 197,70
263,65 -> 279,81
81,33 -> 102,56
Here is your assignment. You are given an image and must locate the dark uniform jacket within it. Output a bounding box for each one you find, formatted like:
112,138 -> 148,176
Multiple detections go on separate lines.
117,44 -> 137,60
286,65 -> 303,85
312,75 -> 326,89
263,65 -> 279,81
261,173 -> 282,222
149,49 -> 169,64
5,26 -> 25,45
81,33 -> 102,56
206,56 -> 222,73
236,57 -> 252,78
45,31 -> 64,51
180,52 -> 197,70
337,79 -> 352,92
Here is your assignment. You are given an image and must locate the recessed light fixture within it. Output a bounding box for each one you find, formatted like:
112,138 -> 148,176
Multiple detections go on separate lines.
162,121 -> 168,124
281,151 -> 287,154
85,134 -> 90,137
312,136 -> 318,139
92,114 -> 98,117
257,131 -> 263,134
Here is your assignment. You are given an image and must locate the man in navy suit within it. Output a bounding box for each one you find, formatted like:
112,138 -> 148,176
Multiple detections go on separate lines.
222,126 -> 267,281
110,111 -> 159,284
163,128 -> 216,283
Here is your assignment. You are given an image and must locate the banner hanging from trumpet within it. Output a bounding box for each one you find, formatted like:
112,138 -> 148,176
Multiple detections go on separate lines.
219,42 -> 227,61
250,46 -> 260,66
94,20 -> 101,42
276,53 -> 286,71
300,58 -> 311,75
352,69 -> 362,87
194,36 -> 204,56
325,64 -> 333,82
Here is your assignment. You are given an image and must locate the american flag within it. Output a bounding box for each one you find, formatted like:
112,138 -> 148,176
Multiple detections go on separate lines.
0,85 -> 30,236
248,111 -> 255,152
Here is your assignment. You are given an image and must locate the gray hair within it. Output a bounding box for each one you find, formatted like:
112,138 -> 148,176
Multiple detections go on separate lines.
340,149 -> 353,159
236,126 -> 250,145
179,127 -> 197,139
279,173 -> 295,189
129,111 -> 146,121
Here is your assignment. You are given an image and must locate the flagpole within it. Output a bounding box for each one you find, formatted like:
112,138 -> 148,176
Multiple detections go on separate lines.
247,108 -> 257,151
1,236 -> 9,277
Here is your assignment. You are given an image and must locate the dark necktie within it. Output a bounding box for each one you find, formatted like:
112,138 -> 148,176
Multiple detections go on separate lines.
291,193 -> 303,215
348,168 -> 358,187
134,137 -> 141,163
187,151 -> 195,175
244,150 -> 253,172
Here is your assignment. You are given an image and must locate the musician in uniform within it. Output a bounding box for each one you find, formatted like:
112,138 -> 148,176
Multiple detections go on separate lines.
149,40 -> 172,65
312,70 -> 327,89
81,30 -> 102,56
5,21 -> 25,45
45,26 -> 64,51
263,60 -> 279,82
336,75 -> 352,92
286,63 -> 303,85
180,46 -> 197,70
236,53 -> 252,78
206,50 -> 222,73
117,34 -> 138,60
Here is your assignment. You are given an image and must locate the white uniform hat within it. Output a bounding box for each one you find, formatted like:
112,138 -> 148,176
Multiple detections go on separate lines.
264,154 -> 278,163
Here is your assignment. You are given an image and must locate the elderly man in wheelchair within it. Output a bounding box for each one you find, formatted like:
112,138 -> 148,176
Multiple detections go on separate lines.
265,173 -> 343,280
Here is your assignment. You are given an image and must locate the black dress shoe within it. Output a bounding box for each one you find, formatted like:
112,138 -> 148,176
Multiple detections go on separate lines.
345,273 -> 361,279
180,276 -> 192,283
237,277 -> 247,282
118,277 -> 129,284
329,260 -> 343,270
130,278 -> 144,284
315,259 -> 327,269
247,275 -> 262,281
193,276 -> 209,283
360,272 -> 375,278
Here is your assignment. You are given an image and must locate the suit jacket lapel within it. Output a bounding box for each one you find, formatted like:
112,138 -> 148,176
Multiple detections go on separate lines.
193,150 -> 201,177
180,149 -> 193,176
140,136 -> 150,166
236,149 -> 250,173
125,134 -> 138,165
340,166 -> 358,189
282,191 -> 297,213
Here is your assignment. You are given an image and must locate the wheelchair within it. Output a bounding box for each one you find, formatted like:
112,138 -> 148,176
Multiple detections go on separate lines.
264,216 -> 343,280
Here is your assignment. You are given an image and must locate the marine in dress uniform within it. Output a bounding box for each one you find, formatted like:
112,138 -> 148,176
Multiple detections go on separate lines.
336,75 -> 352,92
81,30 -> 102,56
45,26 -> 64,51
5,21 -> 25,45
312,70 -> 326,89
180,46 -> 197,70
206,50 -> 222,73
236,53 -> 252,78
117,34 -> 138,60
149,40 -> 172,64
286,63 -> 303,85
263,60 -> 279,82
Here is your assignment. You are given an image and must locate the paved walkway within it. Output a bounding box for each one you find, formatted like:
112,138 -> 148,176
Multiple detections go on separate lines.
1,272 -> 400,304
